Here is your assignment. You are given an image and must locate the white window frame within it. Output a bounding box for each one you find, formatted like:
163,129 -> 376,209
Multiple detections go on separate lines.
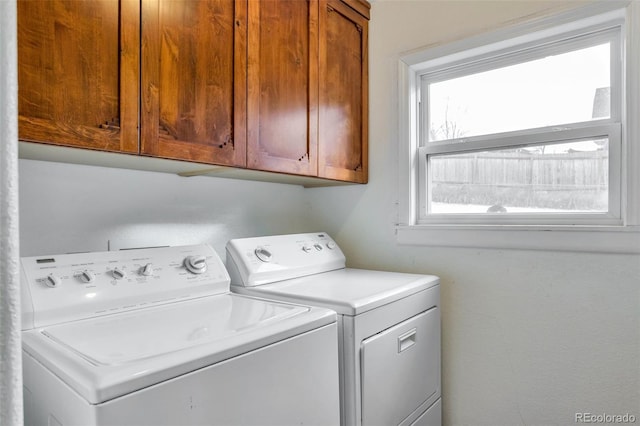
396,2 -> 640,253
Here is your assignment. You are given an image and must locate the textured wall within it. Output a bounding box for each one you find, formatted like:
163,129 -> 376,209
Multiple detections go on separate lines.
0,0 -> 23,425
304,1 -> 640,425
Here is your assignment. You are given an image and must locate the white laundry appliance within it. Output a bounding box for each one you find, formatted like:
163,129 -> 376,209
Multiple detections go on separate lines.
21,244 -> 339,426
226,232 -> 441,426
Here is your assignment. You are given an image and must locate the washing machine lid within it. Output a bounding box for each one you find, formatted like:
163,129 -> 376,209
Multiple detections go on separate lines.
22,293 -> 335,404
233,268 -> 439,316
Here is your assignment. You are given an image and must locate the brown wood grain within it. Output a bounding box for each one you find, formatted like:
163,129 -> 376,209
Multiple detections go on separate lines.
247,0 -> 319,176
340,0 -> 370,19
18,0 -> 139,153
18,0 -> 369,184
318,0 -> 368,183
141,0 -> 246,167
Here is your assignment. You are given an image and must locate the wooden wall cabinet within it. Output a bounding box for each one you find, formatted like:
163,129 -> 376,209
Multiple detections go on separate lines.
141,0 -> 247,167
18,0 -> 369,185
246,0 -> 319,177
247,0 -> 369,183
319,0 -> 368,183
18,0 -> 139,153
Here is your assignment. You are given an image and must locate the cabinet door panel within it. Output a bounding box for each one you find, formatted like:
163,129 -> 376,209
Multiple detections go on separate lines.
319,0 -> 368,183
247,0 -> 318,176
18,0 -> 139,153
141,0 -> 247,167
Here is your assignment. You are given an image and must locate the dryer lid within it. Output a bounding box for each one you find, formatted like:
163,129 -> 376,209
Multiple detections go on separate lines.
233,268 -> 440,316
22,293 -> 335,404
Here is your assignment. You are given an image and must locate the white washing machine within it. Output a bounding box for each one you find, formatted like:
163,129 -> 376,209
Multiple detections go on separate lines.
21,244 -> 340,426
226,232 -> 441,426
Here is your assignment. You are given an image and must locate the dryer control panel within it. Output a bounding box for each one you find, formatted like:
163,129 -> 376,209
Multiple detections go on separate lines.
226,232 -> 346,287
21,244 -> 229,329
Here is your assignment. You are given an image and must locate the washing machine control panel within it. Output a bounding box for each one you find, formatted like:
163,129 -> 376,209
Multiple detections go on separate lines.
226,232 -> 346,287
21,244 -> 229,329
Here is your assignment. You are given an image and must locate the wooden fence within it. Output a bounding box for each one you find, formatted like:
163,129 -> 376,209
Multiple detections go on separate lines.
431,150 -> 608,210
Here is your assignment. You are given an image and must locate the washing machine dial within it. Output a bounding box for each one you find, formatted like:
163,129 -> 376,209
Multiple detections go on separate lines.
255,247 -> 272,262
78,270 -> 95,283
111,267 -> 126,280
45,273 -> 61,288
140,263 -> 154,276
185,255 -> 208,274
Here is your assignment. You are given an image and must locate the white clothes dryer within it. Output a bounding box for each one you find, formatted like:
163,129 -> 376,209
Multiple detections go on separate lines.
21,244 -> 339,426
226,232 -> 441,426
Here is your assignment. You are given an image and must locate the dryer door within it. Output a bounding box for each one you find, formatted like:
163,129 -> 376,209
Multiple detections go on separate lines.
360,308 -> 440,426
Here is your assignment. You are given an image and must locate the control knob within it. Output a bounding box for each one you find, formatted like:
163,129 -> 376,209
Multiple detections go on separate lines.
255,247 -> 272,262
78,270 -> 95,283
185,255 -> 208,274
45,273 -> 61,288
111,267 -> 126,280
140,263 -> 154,276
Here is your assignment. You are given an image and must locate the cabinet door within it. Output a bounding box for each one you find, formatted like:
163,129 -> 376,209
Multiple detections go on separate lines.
318,0 -> 368,183
141,0 -> 247,167
18,0 -> 139,153
246,0 -> 319,176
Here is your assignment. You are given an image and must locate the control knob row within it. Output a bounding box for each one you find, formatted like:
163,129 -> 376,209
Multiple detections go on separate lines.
44,266 -> 135,288
45,269 -> 97,288
42,256 -> 208,288
254,241 -> 337,262
302,241 -> 336,252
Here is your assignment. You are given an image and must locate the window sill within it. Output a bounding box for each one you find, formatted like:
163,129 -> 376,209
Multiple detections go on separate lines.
396,224 -> 640,254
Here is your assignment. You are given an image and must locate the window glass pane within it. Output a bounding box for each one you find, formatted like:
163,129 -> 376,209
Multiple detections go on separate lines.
427,43 -> 610,142
429,139 -> 609,214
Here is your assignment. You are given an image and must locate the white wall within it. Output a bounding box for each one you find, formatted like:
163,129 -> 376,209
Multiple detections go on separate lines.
304,1 -> 640,425
19,159 -> 312,258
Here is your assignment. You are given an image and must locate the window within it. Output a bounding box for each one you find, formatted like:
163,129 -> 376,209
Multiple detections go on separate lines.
419,16 -> 621,225
397,3 -> 640,252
